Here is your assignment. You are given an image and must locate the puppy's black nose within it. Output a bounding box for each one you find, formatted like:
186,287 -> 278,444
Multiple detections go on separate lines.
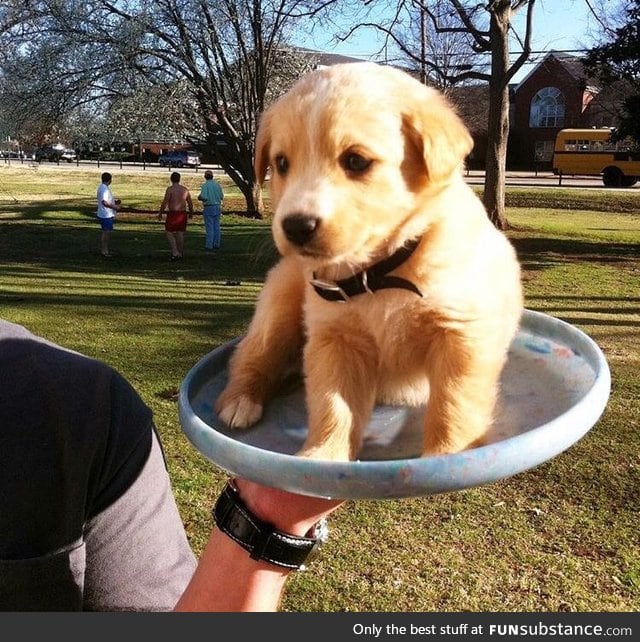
281,214 -> 320,246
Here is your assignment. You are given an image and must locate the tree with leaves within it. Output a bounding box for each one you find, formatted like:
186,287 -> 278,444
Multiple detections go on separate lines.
0,0 -> 327,217
584,0 -> 640,147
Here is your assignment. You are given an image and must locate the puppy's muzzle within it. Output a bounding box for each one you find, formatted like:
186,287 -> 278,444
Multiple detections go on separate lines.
281,213 -> 320,247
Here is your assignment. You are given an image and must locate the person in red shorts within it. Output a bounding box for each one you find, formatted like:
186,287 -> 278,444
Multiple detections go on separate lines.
158,171 -> 194,261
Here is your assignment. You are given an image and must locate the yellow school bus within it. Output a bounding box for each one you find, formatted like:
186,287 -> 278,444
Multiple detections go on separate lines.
552,128 -> 640,187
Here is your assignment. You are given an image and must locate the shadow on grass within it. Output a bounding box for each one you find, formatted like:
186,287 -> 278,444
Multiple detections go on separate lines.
512,237 -> 640,271
0,216 -> 277,282
3,214 -> 639,333
0,198 -> 98,221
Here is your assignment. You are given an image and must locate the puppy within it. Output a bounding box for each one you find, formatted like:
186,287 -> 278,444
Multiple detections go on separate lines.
215,62 -> 523,461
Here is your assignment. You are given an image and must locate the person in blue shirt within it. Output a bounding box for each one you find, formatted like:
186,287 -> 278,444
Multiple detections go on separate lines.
197,170 -> 225,251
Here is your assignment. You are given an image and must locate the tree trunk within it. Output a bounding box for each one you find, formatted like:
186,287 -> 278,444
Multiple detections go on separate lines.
213,141 -> 264,218
483,1 -> 511,231
203,113 -> 265,219
235,177 -> 264,219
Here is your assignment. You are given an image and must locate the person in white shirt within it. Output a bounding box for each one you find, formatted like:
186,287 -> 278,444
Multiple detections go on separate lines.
96,172 -> 121,257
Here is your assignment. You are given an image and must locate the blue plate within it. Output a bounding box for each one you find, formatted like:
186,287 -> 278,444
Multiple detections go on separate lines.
179,309 -> 610,499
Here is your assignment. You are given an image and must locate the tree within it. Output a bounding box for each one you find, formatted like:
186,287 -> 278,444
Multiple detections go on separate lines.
340,0 -> 485,91
105,84 -> 204,148
337,0 -> 536,230
0,0 -> 328,217
584,0 -> 640,146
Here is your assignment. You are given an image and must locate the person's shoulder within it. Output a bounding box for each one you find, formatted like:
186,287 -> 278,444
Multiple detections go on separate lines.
1,321 -> 122,389
0,319 -> 33,342
0,319 -> 153,452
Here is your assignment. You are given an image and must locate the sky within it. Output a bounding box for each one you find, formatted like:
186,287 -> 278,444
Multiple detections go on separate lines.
295,0 -> 600,84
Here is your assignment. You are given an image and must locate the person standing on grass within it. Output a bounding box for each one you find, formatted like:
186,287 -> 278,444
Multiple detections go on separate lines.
197,170 -> 224,251
96,172 -> 121,257
158,171 -> 194,261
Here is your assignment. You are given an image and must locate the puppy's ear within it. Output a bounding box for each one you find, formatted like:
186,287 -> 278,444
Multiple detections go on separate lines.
254,108 -> 273,185
402,88 -> 473,187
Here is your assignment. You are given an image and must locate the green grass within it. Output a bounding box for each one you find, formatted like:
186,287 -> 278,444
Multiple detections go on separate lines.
1,166 -> 638,611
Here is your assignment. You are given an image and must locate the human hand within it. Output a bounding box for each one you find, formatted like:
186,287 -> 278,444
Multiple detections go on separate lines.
233,478 -> 344,537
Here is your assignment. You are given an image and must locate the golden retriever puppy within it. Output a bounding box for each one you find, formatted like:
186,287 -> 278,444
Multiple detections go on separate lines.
215,62 -> 523,461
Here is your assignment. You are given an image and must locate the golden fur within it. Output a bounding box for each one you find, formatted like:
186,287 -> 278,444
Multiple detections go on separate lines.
215,63 -> 523,461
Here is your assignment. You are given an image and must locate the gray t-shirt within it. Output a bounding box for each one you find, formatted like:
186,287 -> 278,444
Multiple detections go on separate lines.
0,320 -> 197,610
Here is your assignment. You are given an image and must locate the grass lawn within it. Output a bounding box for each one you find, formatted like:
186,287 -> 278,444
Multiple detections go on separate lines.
0,165 -> 638,612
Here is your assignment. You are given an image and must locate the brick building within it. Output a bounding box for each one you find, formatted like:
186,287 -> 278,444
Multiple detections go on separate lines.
509,51 -> 605,169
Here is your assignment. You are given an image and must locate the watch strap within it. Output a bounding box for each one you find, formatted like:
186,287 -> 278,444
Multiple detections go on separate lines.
212,481 -> 326,570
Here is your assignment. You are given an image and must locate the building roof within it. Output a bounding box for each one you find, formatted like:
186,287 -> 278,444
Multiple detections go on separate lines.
291,46 -> 370,67
514,50 -> 598,93
447,84 -> 490,134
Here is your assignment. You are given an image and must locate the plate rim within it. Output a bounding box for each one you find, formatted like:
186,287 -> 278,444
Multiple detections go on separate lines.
178,309 -> 611,499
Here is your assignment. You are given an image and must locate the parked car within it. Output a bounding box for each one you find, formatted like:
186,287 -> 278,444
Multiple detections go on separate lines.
34,145 -> 75,162
158,150 -> 201,168
34,146 -> 60,162
60,148 -> 77,163
0,150 -> 26,159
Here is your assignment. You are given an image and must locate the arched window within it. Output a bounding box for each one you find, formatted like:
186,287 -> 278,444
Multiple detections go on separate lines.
529,87 -> 565,128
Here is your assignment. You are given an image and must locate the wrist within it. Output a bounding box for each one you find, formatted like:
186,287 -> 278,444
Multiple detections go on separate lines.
234,478 -> 323,536
213,479 -> 329,570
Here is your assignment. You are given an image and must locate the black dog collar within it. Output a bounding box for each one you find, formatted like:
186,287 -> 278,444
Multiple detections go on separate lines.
310,238 -> 423,302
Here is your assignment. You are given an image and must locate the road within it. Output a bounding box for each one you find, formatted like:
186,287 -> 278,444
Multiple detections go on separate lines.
3,158 -> 639,191
463,169 -> 640,191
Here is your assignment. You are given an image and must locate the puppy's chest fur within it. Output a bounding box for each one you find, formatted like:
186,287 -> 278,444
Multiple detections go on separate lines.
303,284 -> 440,405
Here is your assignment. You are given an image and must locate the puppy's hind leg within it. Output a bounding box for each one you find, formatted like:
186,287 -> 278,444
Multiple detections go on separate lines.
298,326 -> 378,461
421,335 -> 503,456
215,256 -> 306,429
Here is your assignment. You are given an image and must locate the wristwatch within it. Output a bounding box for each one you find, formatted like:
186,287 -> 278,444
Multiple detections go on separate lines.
212,480 -> 329,571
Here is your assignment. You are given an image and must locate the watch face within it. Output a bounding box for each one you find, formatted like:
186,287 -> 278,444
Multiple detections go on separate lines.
304,518 -> 329,566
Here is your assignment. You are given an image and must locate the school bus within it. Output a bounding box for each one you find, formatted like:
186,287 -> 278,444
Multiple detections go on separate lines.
552,128 -> 640,187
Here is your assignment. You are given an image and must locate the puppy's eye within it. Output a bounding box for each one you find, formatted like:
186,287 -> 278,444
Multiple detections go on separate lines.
275,154 -> 289,176
341,152 -> 372,175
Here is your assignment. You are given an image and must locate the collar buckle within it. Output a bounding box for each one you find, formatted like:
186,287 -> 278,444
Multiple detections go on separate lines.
361,270 -> 374,294
310,277 -> 351,302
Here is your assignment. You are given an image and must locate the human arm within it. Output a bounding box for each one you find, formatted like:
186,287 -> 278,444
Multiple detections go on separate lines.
101,186 -> 120,212
0,321 -> 197,611
174,479 -> 343,612
187,191 -> 194,216
158,189 -> 169,219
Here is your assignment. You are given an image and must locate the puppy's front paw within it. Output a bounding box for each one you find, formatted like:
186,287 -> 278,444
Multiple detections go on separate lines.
215,393 -> 263,429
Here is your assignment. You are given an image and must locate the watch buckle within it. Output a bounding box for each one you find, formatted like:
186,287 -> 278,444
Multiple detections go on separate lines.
300,517 -> 329,570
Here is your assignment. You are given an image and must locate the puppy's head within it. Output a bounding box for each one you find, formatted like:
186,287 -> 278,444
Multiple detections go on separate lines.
255,63 -> 473,268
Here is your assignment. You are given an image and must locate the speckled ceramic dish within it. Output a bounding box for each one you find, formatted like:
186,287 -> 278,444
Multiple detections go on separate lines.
179,309 -> 610,499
